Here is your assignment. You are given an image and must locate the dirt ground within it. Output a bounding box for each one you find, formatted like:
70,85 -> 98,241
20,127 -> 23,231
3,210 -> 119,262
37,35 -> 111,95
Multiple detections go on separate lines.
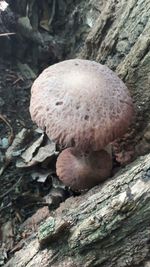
0,57 -> 31,194
0,58 -> 37,217
0,3 -> 74,264
0,57 -> 71,265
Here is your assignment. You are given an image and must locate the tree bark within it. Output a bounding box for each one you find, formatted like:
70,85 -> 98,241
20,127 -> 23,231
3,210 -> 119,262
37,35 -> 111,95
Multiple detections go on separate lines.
81,0 -> 150,144
4,153 -> 150,267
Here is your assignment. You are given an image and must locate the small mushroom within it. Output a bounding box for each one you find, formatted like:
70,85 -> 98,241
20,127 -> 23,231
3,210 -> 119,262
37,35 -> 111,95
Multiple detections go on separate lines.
30,59 -> 134,190
56,148 -> 112,190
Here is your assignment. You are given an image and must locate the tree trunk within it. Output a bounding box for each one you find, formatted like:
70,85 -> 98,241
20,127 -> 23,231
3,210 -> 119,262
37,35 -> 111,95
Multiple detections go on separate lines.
3,0 -> 150,266
4,153 -> 150,267
81,0 -> 150,147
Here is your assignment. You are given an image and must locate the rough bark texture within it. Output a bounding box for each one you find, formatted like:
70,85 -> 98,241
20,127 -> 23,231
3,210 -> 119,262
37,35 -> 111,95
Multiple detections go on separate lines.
4,153 -> 150,267
80,0 -> 150,154
2,0 -> 150,266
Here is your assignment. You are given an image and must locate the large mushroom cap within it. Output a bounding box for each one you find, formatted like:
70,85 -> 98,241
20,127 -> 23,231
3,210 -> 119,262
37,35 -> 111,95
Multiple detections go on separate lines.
30,59 -> 134,151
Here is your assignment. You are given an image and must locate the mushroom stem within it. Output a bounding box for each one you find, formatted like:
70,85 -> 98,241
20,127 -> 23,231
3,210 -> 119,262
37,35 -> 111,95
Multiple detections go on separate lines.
56,148 -> 112,191
104,143 -> 112,160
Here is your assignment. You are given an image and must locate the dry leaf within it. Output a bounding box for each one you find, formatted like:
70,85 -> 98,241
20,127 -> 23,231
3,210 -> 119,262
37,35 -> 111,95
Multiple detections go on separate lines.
0,128 -> 28,175
1,221 -> 14,251
5,128 -> 28,160
16,138 -> 56,168
31,170 -> 53,183
21,133 -> 44,163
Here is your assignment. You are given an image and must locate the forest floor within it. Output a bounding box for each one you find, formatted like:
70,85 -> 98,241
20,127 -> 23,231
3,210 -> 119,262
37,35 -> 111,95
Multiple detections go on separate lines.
0,57 -> 31,203
0,58 -> 37,264
0,58 -> 72,266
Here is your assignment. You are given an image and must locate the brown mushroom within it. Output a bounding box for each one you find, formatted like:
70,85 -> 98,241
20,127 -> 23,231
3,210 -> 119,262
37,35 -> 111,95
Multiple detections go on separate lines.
30,59 -> 134,190
56,148 -> 112,190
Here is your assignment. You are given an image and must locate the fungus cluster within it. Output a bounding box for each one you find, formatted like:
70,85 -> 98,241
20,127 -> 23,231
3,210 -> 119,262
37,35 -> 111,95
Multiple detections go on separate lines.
30,59 -> 134,190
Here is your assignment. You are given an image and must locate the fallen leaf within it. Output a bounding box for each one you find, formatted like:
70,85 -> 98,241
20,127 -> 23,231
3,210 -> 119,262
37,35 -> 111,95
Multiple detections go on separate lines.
0,1 -> 8,11
31,170 -> 53,183
0,128 -> 28,175
0,248 -> 7,266
31,141 -> 56,163
1,221 -> 14,251
5,128 -> 28,161
21,133 -> 44,163
16,138 -> 56,168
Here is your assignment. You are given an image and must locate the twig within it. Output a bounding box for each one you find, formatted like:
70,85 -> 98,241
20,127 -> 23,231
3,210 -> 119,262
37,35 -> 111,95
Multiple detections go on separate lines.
0,176 -> 23,200
0,202 -> 12,212
0,33 -> 16,37
13,77 -> 24,85
48,0 -> 56,26
0,114 -> 14,143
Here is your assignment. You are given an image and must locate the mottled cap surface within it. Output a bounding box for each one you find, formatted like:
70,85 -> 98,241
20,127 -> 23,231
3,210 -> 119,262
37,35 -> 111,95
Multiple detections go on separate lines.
30,59 -> 134,150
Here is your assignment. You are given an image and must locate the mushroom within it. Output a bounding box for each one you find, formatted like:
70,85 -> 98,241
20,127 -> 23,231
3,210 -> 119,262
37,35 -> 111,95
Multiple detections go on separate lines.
56,148 -> 112,190
30,59 -> 134,190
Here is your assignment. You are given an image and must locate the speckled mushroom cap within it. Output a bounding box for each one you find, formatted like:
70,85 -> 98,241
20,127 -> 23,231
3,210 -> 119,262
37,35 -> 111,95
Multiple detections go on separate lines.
30,59 -> 134,151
